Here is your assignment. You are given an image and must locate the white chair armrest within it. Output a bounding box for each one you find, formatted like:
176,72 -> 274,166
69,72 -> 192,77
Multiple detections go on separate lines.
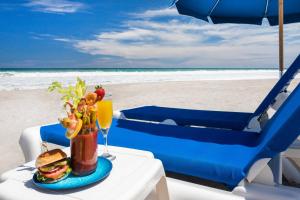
113,110 -> 126,119
19,126 -> 42,162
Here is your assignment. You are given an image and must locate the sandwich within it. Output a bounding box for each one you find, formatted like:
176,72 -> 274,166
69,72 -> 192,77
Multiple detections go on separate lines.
35,149 -> 71,183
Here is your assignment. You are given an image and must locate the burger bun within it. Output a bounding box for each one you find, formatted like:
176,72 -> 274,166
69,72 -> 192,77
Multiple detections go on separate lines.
35,149 -> 67,168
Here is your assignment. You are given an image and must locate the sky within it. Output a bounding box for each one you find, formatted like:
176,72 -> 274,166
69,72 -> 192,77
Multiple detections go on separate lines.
0,0 -> 300,69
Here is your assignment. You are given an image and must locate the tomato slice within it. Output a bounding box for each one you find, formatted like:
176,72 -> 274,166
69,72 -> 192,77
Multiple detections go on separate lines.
40,165 -> 68,179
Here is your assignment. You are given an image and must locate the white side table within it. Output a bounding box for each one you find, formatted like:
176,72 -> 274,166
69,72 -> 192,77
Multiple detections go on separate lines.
0,145 -> 169,200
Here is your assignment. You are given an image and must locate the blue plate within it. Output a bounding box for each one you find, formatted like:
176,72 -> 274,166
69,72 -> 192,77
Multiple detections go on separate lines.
32,157 -> 112,190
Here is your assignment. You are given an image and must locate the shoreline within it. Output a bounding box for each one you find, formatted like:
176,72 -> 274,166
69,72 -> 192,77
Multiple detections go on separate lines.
1,70 -> 295,91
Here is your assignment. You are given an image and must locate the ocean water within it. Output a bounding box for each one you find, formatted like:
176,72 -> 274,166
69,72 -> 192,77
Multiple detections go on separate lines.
0,68 -> 284,91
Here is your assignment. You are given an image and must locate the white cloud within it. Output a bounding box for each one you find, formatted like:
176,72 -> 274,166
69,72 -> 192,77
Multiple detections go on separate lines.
53,38 -> 72,42
24,0 -> 84,14
132,8 -> 178,18
52,8 -> 300,68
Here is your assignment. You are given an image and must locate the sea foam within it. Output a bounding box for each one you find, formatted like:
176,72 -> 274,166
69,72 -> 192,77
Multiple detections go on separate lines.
0,69 -> 287,91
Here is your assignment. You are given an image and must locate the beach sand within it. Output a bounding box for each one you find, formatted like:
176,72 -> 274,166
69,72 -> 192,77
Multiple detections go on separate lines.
1,79 -> 299,174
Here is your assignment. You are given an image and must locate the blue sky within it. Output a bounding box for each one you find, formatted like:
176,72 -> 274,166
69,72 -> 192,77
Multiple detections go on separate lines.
0,0 -> 300,69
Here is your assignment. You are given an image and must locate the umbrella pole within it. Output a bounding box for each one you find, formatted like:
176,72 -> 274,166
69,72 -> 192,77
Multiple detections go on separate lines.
279,0 -> 284,77
272,0 -> 284,186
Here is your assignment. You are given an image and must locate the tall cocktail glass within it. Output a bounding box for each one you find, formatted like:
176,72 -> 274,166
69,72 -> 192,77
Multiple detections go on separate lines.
96,94 -> 115,160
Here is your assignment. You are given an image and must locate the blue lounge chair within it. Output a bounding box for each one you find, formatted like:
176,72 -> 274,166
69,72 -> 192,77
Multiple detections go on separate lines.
40,83 -> 300,188
119,55 -> 300,130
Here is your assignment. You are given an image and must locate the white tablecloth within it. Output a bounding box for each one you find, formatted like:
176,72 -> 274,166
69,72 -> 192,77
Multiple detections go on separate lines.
0,146 -> 169,200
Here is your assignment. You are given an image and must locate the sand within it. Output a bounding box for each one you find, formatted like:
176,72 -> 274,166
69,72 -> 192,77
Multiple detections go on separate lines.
0,79 -> 299,174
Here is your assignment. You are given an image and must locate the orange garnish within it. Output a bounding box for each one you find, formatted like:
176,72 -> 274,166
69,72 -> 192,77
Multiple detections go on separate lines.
65,119 -> 83,139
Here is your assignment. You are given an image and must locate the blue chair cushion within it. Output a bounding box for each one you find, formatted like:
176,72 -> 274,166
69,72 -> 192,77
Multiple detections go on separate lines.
122,106 -> 252,130
108,119 -> 261,187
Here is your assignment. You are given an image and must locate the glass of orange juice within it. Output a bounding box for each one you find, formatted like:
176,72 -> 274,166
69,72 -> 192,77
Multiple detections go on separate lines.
96,94 -> 115,160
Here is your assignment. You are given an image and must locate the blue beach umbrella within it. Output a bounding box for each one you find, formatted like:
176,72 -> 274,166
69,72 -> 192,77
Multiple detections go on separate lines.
174,0 -> 300,76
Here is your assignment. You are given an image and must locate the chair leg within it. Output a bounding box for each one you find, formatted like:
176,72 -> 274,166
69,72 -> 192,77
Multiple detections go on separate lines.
269,153 -> 283,185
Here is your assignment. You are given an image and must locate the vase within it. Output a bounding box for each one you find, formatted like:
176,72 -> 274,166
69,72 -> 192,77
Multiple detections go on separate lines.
70,129 -> 98,176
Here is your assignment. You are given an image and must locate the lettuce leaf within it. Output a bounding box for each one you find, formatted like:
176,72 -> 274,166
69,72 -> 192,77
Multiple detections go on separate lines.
36,172 -> 54,183
36,166 -> 72,183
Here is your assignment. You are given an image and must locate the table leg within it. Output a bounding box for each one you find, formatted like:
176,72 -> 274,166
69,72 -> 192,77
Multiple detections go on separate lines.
156,176 -> 170,200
